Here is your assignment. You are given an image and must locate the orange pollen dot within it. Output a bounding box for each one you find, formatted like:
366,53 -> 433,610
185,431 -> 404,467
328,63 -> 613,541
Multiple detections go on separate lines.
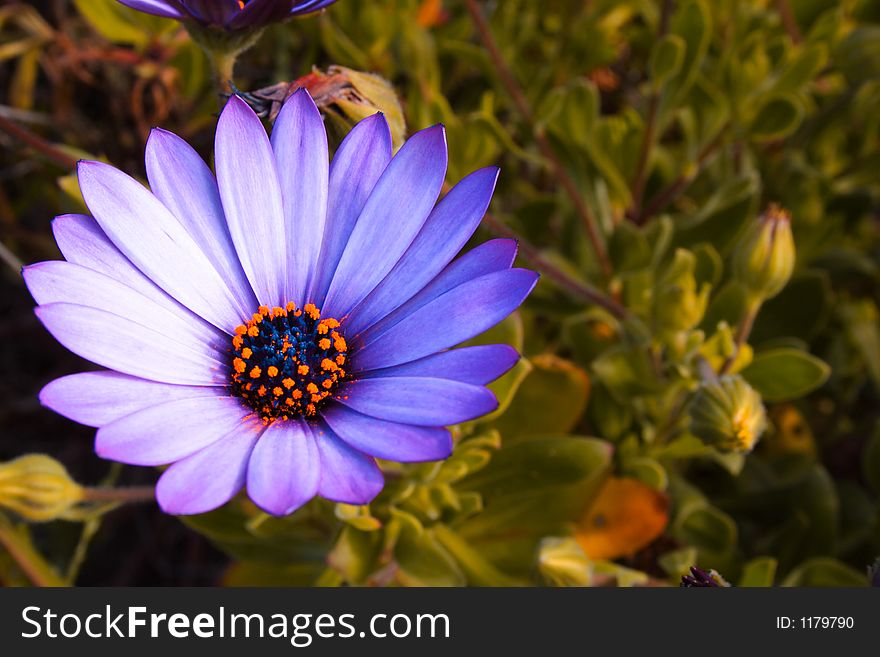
321,358 -> 338,372
298,364 -> 310,375
247,326 -> 260,337
234,325 -> 247,335
318,338 -> 331,350
322,379 -> 334,389
257,385 -> 267,396
285,397 -> 295,406
240,347 -> 253,359
286,301 -> 297,312
336,355 -> 346,365
249,366 -> 261,378
306,383 -> 319,394
272,306 -> 285,317
252,312 -> 263,323
233,358 -> 246,373
267,365 -> 279,377
282,377 -> 295,389
232,335 -> 243,349
273,387 -> 283,397
292,389 -> 303,399
317,323 -> 329,335
258,305 -> 269,315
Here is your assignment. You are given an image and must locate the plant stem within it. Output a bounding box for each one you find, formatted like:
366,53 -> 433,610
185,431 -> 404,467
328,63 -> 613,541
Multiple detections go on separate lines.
0,518 -> 66,587
0,114 -> 77,169
208,49 -> 238,97
628,0 -> 673,221
481,211 -> 627,319
463,0 -> 613,280
636,124 -> 728,224
719,299 -> 761,375
81,486 -> 155,504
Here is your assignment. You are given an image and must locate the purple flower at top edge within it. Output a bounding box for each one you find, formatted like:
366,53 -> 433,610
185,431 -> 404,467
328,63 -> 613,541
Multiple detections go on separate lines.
24,90 -> 538,517
116,0 -> 336,31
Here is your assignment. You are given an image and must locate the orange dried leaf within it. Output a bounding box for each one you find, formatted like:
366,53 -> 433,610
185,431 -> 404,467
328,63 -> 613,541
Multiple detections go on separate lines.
575,477 -> 669,561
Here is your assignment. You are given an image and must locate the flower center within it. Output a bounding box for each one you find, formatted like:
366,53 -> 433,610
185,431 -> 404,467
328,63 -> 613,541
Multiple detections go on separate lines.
229,303 -> 347,423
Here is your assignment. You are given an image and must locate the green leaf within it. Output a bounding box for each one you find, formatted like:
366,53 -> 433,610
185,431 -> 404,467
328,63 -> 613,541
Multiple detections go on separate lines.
741,348 -> 830,401
74,0 -> 172,46
490,354 -> 590,441
674,505 -> 737,555
458,436 -> 612,539
782,558 -> 868,587
650,34 -> 686,88
748,94 -> 804,141
391,511 -> 464,587
738,557 -> 778,587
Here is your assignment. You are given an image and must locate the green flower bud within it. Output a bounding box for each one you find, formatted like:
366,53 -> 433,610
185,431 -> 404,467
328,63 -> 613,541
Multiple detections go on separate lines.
537,537 -> 592,586
652,249 -> 710,334
732,204 -> 795,302
689,375 -> 768,453
0,454 -> 84,522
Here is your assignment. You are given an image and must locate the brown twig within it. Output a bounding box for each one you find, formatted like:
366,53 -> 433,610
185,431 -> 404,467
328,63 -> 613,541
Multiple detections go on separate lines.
775,0 -> 802,44
463,0 -> 612,280
81,486 -> 156,505
636,125 -> 728,224
0,114 -> 77,169
481,211 -> 627,319
628,0 -> 674,221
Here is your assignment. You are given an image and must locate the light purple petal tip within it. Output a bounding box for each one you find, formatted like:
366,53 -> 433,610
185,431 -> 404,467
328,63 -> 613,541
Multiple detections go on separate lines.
246,420 -> 319,516
337,377 -> 498,426
321,404 -> 452,462
313,425 -> 383,504
157,426 -> 263,515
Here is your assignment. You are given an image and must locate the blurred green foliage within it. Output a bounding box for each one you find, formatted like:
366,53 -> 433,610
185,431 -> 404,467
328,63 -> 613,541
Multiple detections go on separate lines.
1,0 -> 879,587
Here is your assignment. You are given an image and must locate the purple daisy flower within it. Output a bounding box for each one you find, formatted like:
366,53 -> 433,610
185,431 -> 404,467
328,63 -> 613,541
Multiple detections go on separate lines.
116,0 -> 336,31
25,90 -> 537,517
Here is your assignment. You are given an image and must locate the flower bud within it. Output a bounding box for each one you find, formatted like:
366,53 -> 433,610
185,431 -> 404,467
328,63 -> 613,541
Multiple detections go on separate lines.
732,204 -> 795,302
0,454 -> 84,522
537,537 -> 593,586
689,375 -> 767,453
680,566 -> 730,587
652,248 -> 710,334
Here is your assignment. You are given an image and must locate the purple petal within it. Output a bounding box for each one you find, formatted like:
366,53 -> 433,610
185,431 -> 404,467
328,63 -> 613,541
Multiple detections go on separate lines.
353,269 -> 537,372
345,167 -> 499,336
360,345 -> 519,385
145,128 -> 257,317
322,125 -> 447,317
228,0 -> 293,29
312,425 -> 383,504
39,372 -> 222,428
179,0 -> 240,25
116,0 -> 184,19
95,395 -> 254,466
336,377 -> 498,426
321,404 -> 451,462
215,95 -> 287,308
310,113 -> 391,305
156,425 -> 263,515
247,420 -> 320,516
24,261 -> 225,357
77,160 -> 244,332
52,214 -> 196,317
35,303 -> 227,386
270,89 -> 328,303
289,0 -> 337,15
356,238 -> 518,345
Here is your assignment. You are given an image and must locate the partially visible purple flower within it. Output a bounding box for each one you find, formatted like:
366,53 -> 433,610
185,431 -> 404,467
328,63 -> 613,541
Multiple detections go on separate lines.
117,0 -> 336,31
680,566 -> 730,587
25,90 -> 537,517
